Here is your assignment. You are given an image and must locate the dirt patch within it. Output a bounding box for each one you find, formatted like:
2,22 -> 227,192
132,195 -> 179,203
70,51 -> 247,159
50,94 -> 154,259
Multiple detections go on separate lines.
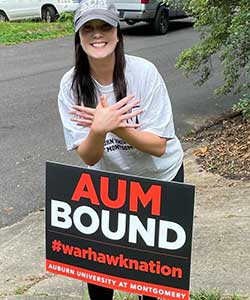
182,113 -> 250,181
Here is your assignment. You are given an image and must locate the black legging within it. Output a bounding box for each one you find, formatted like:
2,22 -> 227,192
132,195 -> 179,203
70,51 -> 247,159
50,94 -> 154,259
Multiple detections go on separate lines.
87,164 -> 184,300
87,283 -> 154,300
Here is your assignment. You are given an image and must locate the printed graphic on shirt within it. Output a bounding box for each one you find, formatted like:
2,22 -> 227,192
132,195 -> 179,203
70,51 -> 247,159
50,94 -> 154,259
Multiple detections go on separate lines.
126,105 -> 140,126
104,105 -> 140,153
104,138 -> 133,153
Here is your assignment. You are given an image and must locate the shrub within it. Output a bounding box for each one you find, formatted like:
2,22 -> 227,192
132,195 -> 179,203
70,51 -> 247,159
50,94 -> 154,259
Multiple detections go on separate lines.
233,94 -> 250,121
58,12 -> 74,23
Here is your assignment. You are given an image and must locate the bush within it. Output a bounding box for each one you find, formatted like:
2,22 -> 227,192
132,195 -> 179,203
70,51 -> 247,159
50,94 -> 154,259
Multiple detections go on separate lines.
166,0 -> 250,110
58,12 -> 74,23
233,95 -> 250,121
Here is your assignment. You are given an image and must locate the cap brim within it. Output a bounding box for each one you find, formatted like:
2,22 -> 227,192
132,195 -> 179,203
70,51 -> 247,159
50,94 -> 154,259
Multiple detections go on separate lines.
75,15 -> 118,32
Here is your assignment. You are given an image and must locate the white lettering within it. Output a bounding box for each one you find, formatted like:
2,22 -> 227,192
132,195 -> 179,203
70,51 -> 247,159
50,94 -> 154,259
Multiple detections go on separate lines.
101,210 -> 126,240
73,206 -> 99,234
158,220 -> 186,250
51,200 -> 72,229
50,200 -> 187,250
129,216 -> 155,246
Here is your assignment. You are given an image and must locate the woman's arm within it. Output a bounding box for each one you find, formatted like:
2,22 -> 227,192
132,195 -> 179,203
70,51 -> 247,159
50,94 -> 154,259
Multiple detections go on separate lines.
113,128 -> 167,157
71,96 -> 143,165
76,128 -> 106,166
76,126 -> 167,164
70,96 -> 166,159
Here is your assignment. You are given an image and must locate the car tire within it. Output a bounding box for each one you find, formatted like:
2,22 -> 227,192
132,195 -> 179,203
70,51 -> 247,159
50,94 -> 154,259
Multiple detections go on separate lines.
0,11 -> 8,22
42,6 -> 57,23
152,6 -> 169,35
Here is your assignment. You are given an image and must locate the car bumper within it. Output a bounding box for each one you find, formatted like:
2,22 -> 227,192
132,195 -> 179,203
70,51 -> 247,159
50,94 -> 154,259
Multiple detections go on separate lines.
119,10 -> 155,20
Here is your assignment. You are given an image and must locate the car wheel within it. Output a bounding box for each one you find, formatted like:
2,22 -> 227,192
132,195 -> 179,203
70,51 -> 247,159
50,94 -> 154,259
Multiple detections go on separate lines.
0,11 -> 8,22
42,6 -> 57,23
153,6 -> 169,35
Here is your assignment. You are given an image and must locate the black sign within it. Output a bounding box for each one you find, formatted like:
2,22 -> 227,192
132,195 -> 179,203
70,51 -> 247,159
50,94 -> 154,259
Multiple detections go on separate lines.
46,161 -> 195,300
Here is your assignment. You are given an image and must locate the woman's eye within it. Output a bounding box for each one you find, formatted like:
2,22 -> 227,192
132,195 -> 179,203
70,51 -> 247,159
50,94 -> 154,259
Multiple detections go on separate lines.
80,23 -> 112,33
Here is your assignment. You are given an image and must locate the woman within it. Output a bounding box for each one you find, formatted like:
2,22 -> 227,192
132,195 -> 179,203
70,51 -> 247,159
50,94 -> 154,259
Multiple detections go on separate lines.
58,0 -> 184,299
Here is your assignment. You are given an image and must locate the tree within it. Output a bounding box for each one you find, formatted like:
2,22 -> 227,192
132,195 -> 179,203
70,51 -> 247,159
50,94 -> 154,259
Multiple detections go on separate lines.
167,0 -> 250,119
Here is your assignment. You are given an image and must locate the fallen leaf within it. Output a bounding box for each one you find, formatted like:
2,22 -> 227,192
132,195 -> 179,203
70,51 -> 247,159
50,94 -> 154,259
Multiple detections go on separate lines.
3,207 -> 13,214
192,146 -> 208,157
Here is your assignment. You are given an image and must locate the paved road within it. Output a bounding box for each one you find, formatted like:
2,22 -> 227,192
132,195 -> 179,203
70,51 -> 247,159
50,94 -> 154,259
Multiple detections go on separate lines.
0,20 -> 238,228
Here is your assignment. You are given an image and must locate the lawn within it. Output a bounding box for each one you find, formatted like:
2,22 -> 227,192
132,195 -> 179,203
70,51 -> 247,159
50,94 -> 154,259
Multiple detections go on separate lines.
0,17 -> 74,45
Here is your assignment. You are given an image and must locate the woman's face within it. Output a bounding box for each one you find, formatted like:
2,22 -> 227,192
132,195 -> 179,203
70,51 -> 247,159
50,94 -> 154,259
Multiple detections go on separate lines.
79,19 -> 119,60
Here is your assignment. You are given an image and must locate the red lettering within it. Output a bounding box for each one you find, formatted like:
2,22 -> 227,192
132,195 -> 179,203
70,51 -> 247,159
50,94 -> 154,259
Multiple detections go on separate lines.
61,244 -> 74,255
100,177 -> 127,209
71,174 -> 162,215
130,182 -> 161,215
71,174 -> 99,205
105,254 -> 120,266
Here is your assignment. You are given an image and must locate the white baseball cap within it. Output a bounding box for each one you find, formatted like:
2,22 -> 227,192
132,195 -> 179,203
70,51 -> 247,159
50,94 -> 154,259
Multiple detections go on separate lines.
74,0 -> 119,32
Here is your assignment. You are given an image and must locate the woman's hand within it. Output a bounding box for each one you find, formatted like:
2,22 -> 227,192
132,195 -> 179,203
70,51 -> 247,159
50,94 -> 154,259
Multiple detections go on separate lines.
92,95 -> 142,135
69,95 -> 143,133
70,95 -> 165,158
69,105 -> 96,127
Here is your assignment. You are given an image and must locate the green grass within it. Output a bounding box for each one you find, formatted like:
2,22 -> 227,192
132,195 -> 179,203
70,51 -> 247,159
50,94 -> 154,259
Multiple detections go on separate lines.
14,285 -> 29,295
0,20 -> 74,45
190,290 -> 248,300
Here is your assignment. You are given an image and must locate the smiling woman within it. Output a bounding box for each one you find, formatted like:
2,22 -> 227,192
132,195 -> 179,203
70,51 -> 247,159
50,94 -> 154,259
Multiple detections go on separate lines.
57,0 -> 184,299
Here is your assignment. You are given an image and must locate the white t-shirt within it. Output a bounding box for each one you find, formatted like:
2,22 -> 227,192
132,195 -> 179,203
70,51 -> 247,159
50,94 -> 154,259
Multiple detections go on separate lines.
58,55 -> 183,181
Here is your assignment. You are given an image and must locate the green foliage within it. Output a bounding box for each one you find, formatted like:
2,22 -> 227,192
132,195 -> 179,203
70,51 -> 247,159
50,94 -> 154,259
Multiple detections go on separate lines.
190,290 -> 248,300
58,12 -> 74,23
191,289 -> 222,300
233,94 -> 250,120
114,291 -> 138,299
14,286 -> 29,295
166,0 -> 250,97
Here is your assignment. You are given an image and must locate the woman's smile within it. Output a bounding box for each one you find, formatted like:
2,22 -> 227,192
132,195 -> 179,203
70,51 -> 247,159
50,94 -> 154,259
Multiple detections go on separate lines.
91,42 -> 108,48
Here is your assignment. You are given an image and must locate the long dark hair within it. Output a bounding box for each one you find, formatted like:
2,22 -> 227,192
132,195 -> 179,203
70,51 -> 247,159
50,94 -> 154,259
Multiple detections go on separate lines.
72,25 -> 127,107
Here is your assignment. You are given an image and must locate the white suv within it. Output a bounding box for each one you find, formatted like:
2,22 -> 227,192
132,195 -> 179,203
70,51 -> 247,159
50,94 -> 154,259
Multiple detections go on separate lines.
0,0 -> 79,22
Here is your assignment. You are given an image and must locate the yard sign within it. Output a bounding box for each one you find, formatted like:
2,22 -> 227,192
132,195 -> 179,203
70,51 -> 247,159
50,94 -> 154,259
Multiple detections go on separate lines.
46,161 -> 195,299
